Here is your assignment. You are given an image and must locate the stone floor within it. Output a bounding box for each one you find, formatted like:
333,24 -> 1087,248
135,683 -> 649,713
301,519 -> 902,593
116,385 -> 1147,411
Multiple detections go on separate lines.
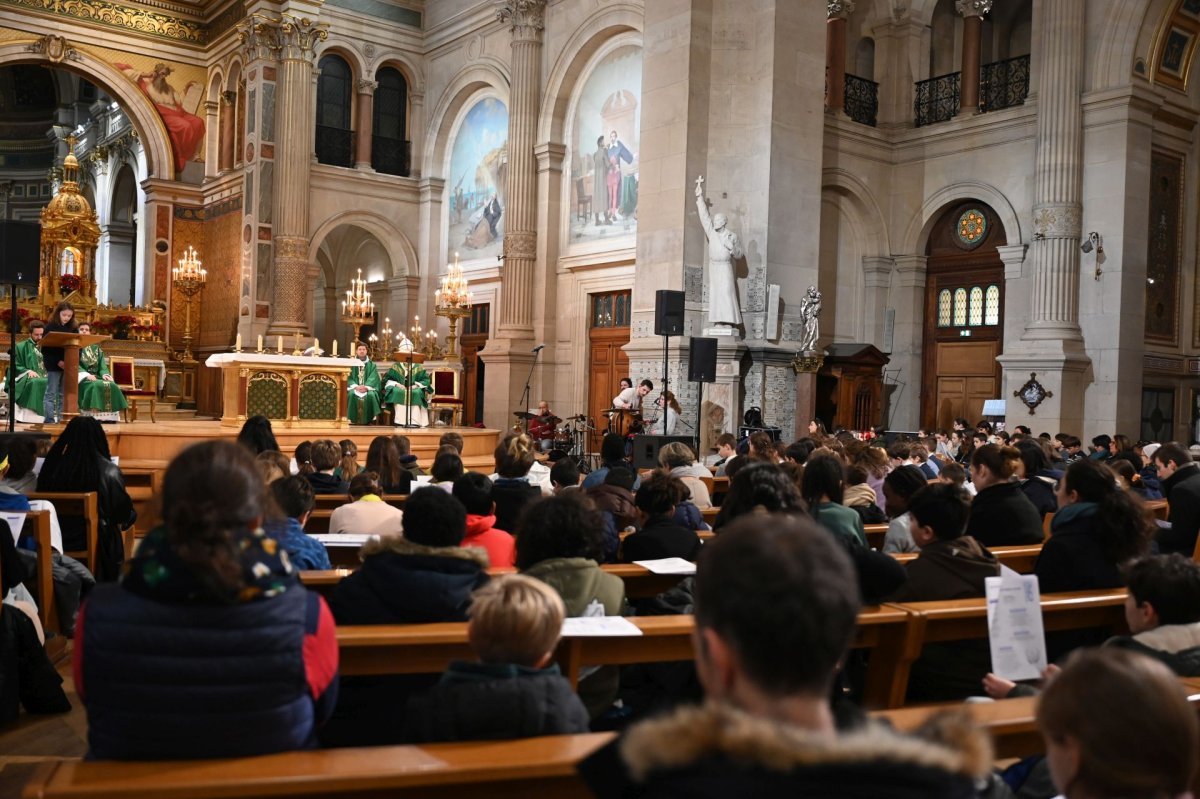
0,649 -> 85,799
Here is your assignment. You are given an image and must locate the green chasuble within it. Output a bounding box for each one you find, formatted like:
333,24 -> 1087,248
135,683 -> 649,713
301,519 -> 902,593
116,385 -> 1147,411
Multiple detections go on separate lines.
6,337 -> 47,415
382,361 -> 430,408
347,358 -> 382,424
77,344 -> 129,413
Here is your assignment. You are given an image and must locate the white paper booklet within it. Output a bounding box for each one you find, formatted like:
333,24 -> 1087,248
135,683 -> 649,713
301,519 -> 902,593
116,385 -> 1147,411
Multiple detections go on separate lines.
632,558 -> 696,575
2,512 -> 25,545
561,616 -> 644,637
985,566 -> 1048,681
312,534 -> 376,546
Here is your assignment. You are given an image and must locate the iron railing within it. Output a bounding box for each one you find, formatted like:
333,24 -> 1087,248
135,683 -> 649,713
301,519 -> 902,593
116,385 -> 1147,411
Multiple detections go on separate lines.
914,71 -> 961,127
844,73 -> 879,127
980,54 -> 1031,113
372,136 -> 412,177
315,125 -> 354,168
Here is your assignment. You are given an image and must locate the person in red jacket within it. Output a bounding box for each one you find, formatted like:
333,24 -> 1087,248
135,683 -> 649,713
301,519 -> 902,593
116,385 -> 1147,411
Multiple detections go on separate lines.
452,472 -> 516,567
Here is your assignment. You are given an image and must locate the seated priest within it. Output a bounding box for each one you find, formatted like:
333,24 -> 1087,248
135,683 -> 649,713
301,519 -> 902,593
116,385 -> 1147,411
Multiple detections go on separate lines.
5,319 -> 47,424
348,341 -> 382,425
75,322 -> 128,421
382,334 -> 430,427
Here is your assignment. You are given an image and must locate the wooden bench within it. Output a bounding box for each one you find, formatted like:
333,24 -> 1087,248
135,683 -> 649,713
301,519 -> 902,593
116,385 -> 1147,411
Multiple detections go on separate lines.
892,544 -> 1042,575
29,491 -> 99,575
119,467 -> 163,549
864,523 -> 887,550
10,509 -> 56,635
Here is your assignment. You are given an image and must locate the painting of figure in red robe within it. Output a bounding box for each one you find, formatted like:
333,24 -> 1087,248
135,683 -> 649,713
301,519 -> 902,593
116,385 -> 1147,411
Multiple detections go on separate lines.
116,62 -> 205,174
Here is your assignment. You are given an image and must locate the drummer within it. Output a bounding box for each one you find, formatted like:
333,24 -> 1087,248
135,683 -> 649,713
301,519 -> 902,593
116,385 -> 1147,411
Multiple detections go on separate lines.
613,378 -> 653,410
528,400 -> 559,452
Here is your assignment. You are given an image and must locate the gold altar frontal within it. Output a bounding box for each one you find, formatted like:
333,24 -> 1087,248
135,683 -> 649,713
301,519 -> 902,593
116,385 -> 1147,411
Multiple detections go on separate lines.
206,352 -> 363,428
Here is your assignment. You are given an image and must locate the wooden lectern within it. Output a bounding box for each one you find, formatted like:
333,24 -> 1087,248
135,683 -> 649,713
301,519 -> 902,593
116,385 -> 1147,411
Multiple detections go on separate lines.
38,332 -> 108,421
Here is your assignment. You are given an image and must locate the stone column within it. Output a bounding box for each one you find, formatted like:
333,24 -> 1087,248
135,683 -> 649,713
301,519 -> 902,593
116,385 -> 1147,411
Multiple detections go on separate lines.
354,79 -> 377,171
861,256 -> 893,348
826,1 -> 854,115
204,100 -> 220,178
889,255 -> 927,428
219,91 -> 236,172
267,14 -> 327,338
957,0 -> 991,113
872,9 -> 925,128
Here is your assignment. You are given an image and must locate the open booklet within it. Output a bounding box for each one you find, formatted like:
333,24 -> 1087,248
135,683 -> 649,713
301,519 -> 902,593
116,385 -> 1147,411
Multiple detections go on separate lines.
986,566 -> 1048,681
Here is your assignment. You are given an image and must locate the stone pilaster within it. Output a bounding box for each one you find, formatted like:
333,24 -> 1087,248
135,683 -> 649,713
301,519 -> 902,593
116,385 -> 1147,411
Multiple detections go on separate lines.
219,91 -> 235,172
956,0 -> 991,113
826,1 -> 854,115
861,256 -> 893,348
871,8 -> 924,128
354,79 -> 377,170
889,255 -> 926,428
204,100 -> 220,179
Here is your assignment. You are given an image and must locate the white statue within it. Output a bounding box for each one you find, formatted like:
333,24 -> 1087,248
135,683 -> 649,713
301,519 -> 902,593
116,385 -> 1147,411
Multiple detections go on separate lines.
799,285 -> 822,352
695,175 -> 743,328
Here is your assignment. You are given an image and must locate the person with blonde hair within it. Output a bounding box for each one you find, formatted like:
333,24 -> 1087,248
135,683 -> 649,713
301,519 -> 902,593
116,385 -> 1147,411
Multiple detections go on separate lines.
402,574 -> 589,742
1038,648 -> 1198,799
491,433 -> 543,533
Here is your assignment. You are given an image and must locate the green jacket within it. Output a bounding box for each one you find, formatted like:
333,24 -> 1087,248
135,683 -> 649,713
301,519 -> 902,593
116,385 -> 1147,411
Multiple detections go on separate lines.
814,502 -> 867,549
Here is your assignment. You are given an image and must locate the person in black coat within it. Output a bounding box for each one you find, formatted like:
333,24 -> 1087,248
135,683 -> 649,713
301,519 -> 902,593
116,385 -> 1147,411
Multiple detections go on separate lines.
303,440 -> 349,495
1153,442 -> 1200,556
964,444 -> 1044,547
323,487 -> 489,747
622,473 -> 702,563
491,433 -> 542,534
1015,438 -> 1058,519
40,301 -> 77,424
403,574 -> 588,742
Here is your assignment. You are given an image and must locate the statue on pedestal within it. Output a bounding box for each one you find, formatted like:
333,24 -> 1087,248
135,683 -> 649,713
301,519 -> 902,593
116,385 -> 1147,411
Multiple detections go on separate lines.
798,285 -> 822,353
695,175 -> 743,330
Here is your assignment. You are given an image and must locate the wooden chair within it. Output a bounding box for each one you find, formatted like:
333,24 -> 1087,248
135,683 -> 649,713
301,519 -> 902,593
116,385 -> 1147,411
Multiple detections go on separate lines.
109,356 -> 156,423
29,491 -> 98,575
8,509 -> 56,635
427,368 -> 463,427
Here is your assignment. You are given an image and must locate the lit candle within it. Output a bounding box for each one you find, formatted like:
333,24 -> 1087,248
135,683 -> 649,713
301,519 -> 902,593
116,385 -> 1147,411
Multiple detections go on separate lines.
314,337 -> 320,354
277,335 -> 283,353
332,339 -> 338,357
235,333 -> 242,351
257,334 -> 263,352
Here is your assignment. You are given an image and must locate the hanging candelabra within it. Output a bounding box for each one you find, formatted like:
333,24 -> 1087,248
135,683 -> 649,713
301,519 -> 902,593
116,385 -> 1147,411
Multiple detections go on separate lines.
434,252 -> 472,358
172,244 -> 206,362
340,268 -> 375,349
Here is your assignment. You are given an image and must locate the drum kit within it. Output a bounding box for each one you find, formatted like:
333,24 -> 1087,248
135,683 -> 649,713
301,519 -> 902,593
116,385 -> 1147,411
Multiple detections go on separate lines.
513,410 -> 595,467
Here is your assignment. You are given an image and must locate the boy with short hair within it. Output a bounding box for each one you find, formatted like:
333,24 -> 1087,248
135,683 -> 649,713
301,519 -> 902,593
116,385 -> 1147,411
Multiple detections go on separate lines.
269,475 -> 330,571
403,574 -> 589,742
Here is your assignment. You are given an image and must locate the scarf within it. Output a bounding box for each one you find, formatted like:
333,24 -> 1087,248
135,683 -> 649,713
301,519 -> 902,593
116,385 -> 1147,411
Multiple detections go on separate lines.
1050,500 -> 1098,533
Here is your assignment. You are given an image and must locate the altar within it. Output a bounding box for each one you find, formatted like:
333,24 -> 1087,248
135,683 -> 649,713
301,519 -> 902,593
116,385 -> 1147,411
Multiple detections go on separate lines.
206,352 -> 362,428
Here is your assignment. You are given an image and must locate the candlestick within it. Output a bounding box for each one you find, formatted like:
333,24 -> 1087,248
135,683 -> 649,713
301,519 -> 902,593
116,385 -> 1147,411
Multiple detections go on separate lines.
277,335 -> 283,354
332,339 -> 338,357
314,337 -> 320,355
257,334 -> 263,353
235,333 -> 242,352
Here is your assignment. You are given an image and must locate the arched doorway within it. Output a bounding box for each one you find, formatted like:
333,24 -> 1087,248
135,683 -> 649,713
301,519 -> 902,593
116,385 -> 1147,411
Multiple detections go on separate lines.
920,202 -> 1006,429
106,163 -> 138,306
312,224 -> 393,347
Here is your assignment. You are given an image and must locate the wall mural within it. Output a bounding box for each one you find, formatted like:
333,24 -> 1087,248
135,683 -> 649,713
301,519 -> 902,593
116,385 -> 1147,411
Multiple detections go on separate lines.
569,44 -> 641,247
446,97 -> 508,262
115,61 -> 206,175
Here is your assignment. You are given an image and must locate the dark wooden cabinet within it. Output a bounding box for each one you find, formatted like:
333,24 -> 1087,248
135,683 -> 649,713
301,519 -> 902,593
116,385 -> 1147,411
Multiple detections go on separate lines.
815,343 -> 889,432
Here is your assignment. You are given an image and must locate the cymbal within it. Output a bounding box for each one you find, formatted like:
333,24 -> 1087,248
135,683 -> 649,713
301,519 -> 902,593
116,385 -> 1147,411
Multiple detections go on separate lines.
567,414 -> 587,421
544,415 -> 562,425
513,411 -> 536,420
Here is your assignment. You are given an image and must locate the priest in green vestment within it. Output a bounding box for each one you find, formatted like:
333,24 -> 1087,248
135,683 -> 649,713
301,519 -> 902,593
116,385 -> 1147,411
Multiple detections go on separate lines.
5,320 -> 47,423
382,335 -> 430,427
347,341 -> 382,425
75,322 -> 128,421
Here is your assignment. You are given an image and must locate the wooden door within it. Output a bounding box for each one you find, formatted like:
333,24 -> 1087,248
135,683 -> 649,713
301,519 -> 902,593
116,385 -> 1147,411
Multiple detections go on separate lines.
460,304 -> 489,426
920,203 -> 1006,429
587,291 -> 631,452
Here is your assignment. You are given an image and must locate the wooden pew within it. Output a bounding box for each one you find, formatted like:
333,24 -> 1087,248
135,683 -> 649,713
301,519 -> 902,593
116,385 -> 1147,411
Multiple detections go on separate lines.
1145,498 -> 1168,521
864,523 -> 887,550
117,467 -> 162,555
29,491 -> 99,575
891,544 -> 1042,575
9,509 -> 56,635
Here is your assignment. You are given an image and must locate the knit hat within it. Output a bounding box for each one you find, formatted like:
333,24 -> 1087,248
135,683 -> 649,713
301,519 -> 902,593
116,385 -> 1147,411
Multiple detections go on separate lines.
1143,442 -> 1161,461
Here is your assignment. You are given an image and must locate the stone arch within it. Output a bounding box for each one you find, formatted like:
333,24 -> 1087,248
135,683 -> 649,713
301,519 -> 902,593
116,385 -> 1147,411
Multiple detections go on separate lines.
822,168 -> 890,258
206,68 -> 224,103
370,53 -> 424,94
1099,0 -> 1164,92
536,2 -> 643,143
901,180 -> 1023,255
315,42 -> 366,82
308,209 -> 418,278
422,62 -> 510,178
0,39 -> 173,180
224,57 -> 244,92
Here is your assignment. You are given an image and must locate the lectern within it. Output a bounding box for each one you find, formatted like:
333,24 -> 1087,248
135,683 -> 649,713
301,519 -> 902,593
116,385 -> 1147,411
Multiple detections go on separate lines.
38,332 -> 108,421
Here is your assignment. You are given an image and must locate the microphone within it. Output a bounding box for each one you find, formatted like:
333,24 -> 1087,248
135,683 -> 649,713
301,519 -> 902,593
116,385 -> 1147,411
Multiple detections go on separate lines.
531,344 -> 545,353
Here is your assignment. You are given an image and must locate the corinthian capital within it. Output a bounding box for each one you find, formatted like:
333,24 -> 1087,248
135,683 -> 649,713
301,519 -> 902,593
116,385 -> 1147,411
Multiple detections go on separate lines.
496,0 -> 547,41
955,0 -> 993,17
278,15 -> 329,62
828,1 -> 856,19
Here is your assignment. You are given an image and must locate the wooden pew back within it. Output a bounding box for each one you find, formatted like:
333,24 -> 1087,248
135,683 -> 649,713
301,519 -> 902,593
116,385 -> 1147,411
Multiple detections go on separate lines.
29,491 -> 98,575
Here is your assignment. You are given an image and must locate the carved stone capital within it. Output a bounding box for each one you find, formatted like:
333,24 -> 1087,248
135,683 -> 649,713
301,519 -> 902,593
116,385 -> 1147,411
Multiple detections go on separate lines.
356,79 -> 379,94
274,235 -> 311,261
827,1 -> 856,20
220,90 -> 237,106
502,230 -> 537,261
955,0 -> 993,17
238,14 -> 280,62
496,0 -> 547,41
278,15 -> 328,62
1032,204 -> 1082,240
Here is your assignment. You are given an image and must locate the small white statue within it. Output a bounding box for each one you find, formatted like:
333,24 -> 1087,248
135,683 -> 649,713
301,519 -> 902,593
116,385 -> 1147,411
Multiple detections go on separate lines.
799,285 -> 822,352
695,175 -> 744,328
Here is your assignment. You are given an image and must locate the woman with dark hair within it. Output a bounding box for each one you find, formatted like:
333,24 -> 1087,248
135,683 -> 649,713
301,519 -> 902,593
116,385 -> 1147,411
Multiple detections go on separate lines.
581,432 -> 633,490
236,415 -> 279,455
1015,438 -> 1058,519
800,455 -> 866,549
622,473 -> 701,563
430,450 -> 464,491
293,441 -> 315,476
746,432 -> 778,463
1109,455 -> 1163,500
1036,457 -> 1153,594
491,434 -> 542,534
1109,433 -> 1134,458
851,443 -> 890,514
37,416 -> 134,581
335,439 -> 361,481
881,465 -> 928,553
73,440 -> 338,759
964,443 -> 1043,547
41,301 -> 77,424
365,435 -> 410,494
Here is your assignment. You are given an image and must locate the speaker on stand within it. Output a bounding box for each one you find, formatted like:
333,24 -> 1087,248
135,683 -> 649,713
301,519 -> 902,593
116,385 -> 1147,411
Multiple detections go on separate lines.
654,290 -> 684,435
688,337 -> 717,456
0,221 -> 41,433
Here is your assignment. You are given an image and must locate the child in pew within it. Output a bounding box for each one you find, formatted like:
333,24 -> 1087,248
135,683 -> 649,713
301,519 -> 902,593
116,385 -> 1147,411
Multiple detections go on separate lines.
402,574 -> 589,742
622,473 -> 702,563
453,472 -> 516,568
268,475 -> 330,571
886,482 -> 1001,703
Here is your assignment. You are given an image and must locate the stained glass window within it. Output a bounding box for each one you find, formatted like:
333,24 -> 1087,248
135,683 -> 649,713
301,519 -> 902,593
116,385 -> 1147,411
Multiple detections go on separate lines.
985,285 -> 1000,326
953,288 -> 967,326
591,291 -> 632,328
969,287 -> 984,326
937,290 -> 952,327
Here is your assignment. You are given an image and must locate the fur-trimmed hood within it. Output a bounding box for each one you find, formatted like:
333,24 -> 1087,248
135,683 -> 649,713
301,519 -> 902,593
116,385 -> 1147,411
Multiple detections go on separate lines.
578,701 -> 992,799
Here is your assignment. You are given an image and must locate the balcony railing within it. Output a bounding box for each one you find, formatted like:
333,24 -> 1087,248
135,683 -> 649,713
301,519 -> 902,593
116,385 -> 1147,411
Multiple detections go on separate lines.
914,71 -> 961,128
980,54 -> 1030,113
844,74 -> 879,127
372,135 -> 412,177
315,125 -> 354,168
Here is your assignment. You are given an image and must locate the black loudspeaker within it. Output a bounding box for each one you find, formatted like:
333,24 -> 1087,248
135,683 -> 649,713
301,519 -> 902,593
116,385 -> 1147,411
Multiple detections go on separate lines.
688,337 -> 717,382
654,289 -> 685,336
0,221 -> 41,287
632,434 -> 697,470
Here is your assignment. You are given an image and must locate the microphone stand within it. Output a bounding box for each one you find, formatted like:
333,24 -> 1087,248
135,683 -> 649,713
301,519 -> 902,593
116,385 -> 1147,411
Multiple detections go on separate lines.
518,347 -> 541,435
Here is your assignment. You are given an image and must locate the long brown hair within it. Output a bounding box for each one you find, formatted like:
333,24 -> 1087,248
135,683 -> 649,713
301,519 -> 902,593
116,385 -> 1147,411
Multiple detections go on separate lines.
338,438 -> 359,478
365,435 -> 401,489
51,300 -> 76,328
971,443 -> 1021,480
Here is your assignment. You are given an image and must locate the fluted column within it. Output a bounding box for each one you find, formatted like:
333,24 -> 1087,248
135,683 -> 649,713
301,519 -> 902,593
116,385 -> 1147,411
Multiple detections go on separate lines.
203,100 -> 220,178
268,15 -> 327,337
219,91 -> 236,172
957,0 -> 990,113
354,79 -> 376,171
826,1 -> 854,114
1024,0 -> 1083,342
495,0 -> 545,339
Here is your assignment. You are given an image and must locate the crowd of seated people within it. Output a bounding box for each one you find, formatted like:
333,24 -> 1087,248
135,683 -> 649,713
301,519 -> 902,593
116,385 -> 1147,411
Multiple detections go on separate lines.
10,414 -> 1200,799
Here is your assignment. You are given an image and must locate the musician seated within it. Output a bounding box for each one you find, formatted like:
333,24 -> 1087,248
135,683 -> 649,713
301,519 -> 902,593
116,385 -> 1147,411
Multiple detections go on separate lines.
528,401 -> 557,452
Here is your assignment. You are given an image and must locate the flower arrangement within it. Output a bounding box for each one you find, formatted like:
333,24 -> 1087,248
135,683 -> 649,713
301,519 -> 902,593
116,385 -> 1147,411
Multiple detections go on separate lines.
112,315 -> 138,326
89,320 -> 111,334
59,274 -> 82,295
0,307 -> 30,333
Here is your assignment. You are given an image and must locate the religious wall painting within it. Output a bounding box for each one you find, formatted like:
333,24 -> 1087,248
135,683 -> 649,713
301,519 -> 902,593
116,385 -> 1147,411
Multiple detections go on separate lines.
114,60 -> 206,177
1146,150 -> 1182,344
446,97 -> 508,262
568,44 -> 642,247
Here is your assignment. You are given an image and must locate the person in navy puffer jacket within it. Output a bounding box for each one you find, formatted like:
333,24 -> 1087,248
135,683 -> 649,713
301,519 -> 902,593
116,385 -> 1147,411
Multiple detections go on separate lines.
74,441 -> 338,760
